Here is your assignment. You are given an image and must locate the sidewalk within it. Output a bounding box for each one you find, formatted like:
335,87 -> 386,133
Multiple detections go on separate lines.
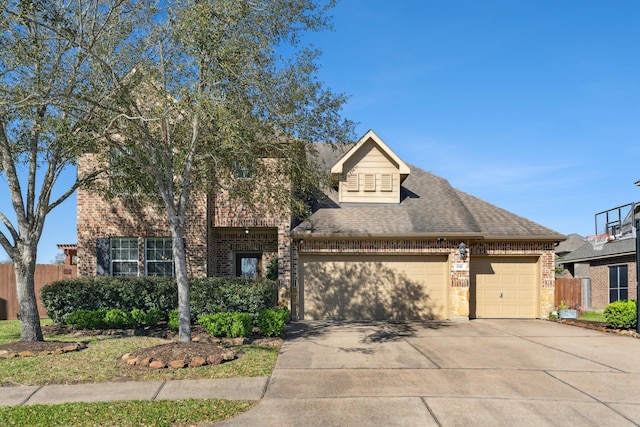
0,377 -> 268,406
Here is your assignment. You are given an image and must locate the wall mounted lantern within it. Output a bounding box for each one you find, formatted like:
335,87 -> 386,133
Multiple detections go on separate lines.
244,227 -> 250,235
458,242 -> 467,260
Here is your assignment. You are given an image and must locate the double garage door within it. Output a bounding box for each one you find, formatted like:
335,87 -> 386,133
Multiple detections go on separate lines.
299,254 -> 448,320
299,254 -> 540,320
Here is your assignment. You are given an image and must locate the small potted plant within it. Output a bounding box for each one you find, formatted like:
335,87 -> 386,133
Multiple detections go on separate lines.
558,301 -> 578,319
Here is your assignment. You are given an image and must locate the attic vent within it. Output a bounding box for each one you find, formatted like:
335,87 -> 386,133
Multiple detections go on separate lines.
380,174 -> 392,192
347,173 -> 359,191
364,174 -> 375,192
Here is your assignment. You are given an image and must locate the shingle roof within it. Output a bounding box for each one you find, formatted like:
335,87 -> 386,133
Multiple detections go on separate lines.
555,233 -> 586,255
292,149 -> 565,240
561,237 -> 636,263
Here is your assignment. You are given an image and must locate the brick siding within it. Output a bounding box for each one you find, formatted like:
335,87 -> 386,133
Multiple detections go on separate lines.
590,255 -> 637,309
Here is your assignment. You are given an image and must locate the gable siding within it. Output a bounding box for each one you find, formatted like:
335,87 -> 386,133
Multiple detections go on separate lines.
339,142 -> 401,203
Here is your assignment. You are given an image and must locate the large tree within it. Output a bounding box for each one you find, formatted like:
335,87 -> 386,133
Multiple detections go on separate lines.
83,0 -> 354,341
0,0 -> 147,340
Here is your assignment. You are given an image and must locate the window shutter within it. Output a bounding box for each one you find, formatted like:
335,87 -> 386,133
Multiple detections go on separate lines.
347,173 -> 359,191
381,174 -> 393,192
364,174 -> 375,191
96,238 -> 110,276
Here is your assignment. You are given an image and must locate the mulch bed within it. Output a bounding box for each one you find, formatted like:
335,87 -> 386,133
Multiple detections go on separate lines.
0,323 -> 284,367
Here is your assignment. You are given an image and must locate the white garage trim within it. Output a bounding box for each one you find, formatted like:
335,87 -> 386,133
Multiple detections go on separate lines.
298,254 -> 449,320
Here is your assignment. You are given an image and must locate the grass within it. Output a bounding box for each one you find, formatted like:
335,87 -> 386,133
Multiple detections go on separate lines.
0,320 -> 279,426
0,399 -> 255,427
578,311 -> 607,323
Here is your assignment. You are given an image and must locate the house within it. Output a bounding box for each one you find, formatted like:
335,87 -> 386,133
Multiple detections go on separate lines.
560,203 -> 639,310
77,130 -> 565,320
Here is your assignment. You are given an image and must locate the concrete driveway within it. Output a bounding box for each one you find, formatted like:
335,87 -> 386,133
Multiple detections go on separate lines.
215,320 -> 640,426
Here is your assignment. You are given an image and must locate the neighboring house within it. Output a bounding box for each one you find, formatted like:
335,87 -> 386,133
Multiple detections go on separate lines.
555,233 -> 586,259
561,203 -> 638,310
77,130 -> 565,321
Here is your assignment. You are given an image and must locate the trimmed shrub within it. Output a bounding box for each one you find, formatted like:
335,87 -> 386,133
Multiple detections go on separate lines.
198,312 -> 253,338
190,277 -> 277,320
604,300 -> 637,329
65,309 -> 107,329
131,308 -> 165,327
104,309 -> 136,329
257,307 -> 289,337
167,309 -> 180,331
41,277 -> 178,323
41,276 -> 274,324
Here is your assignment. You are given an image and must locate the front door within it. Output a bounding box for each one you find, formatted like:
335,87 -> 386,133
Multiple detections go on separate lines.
236,253 -> 262,279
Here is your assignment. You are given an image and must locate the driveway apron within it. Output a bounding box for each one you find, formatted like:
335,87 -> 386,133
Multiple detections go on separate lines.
214,320 -> 640,426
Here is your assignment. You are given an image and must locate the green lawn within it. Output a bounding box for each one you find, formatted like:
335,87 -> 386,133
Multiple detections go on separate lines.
0,320 -> 278,426
578,311 -> 607,323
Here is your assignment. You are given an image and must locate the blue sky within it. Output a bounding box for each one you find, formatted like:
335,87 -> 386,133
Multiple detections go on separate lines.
2,0 -> 640,263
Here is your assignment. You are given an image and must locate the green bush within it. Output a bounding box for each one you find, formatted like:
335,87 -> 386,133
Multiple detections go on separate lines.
41,277 -> 177,323
131,308 -> 165,326
167,309 -> 180,331
65,309 -> 107,329
198,312 -> 253,338
266,257 -> 278,281
104,309 -> 136,329
257,307 -> 289,337
41,277 -> 275,324
604,300 -> 637,329
190,277 -> 277,320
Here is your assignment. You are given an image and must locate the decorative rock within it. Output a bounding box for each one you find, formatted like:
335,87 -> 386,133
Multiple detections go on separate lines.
223,351 -> 236,361
169,360 -> 187,369
126,357 -> 140,365
189,356 -> 207,367
121,353 -> 131,361
139,357 -> 153,366
149,360 -> 166,369
18,351 -> 34,357
54,347 -> 64,355
63,343 -> 81,352
0,351 -> 17,358
207,354 -> 224,365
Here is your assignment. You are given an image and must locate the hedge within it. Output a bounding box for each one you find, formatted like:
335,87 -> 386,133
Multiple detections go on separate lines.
41,276 -> 277,323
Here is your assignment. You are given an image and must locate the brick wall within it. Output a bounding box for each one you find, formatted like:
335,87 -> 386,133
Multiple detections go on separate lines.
210,189 -> 291,305
590,256 -> 637,309
77,153 -> 208,277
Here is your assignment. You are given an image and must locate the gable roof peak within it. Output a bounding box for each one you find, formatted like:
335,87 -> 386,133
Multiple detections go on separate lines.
330,129 -> 411,177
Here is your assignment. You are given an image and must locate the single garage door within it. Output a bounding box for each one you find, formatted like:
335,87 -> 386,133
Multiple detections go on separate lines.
471,257 -> 539,318
299,254 -> 448,320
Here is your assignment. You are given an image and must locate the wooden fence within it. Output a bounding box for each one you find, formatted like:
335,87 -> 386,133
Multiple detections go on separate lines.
555,277 -> 582,309
0,264 -> 77,320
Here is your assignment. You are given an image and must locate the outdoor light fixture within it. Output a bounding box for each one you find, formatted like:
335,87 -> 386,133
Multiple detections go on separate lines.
458,242 -> 467,260
244,227 -> 249,235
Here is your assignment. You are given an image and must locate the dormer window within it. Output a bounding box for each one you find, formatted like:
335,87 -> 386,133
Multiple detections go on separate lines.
331,130 -> 410,204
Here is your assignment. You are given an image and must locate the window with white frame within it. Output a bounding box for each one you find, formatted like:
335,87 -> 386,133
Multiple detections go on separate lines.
145,238 -> 174,277
111,238 -> 139,276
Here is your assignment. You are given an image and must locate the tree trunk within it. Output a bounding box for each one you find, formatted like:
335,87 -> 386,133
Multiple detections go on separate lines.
172,228 -> 191,342
14,260 -> 44,341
